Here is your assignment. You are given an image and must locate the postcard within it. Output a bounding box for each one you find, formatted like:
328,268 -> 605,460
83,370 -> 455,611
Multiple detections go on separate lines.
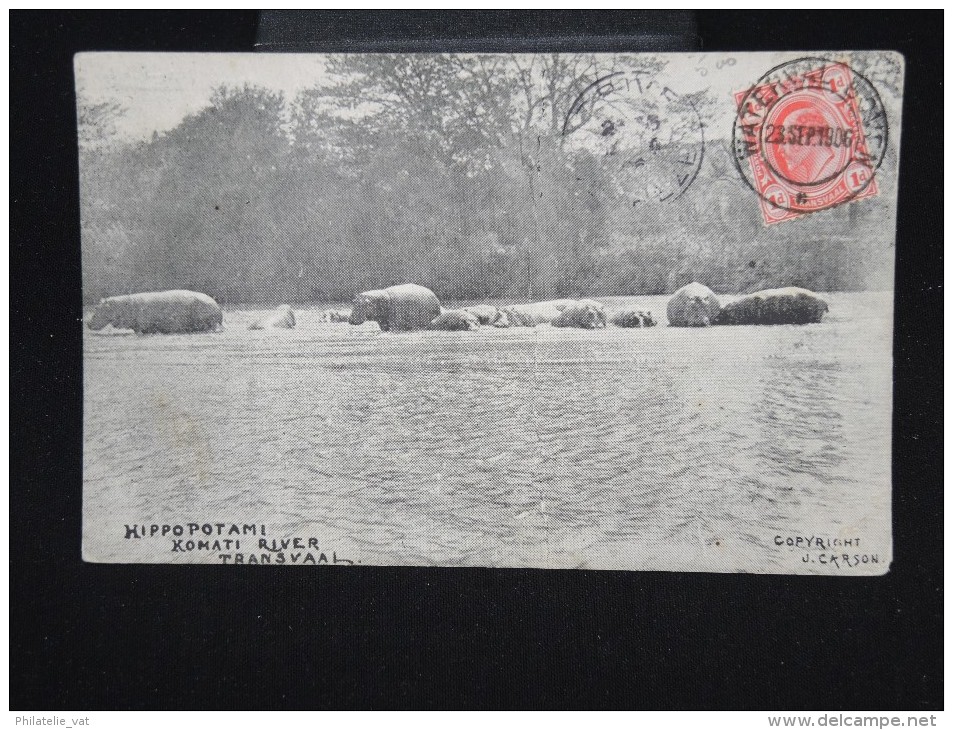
77,51 -> 902,573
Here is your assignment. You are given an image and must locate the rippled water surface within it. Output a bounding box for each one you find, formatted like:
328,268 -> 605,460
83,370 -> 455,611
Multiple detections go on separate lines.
83,293 -> 893,573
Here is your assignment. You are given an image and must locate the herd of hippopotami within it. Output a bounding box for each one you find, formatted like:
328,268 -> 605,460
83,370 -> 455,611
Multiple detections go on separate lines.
85,281 -> 830,336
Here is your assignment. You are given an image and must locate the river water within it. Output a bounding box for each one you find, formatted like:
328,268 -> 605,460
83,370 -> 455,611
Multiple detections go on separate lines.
83,292 -> 893,574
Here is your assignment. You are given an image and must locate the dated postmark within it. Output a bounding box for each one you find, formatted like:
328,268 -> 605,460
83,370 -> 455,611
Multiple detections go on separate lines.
562,70 -> 705,204
732,57 -> 888,224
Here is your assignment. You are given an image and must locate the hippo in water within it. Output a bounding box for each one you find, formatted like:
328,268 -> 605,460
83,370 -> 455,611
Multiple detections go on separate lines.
610,310 -> 657,328
552,300 -> 608,329
349,283 -> 442,332
667,282 -> 722,327
463,304 -> 509,327
428,310 -> 481,331
87,290 -> 223,334
716,287 -> 829,325
249,305 -> 295,330
498,299 -> 575,327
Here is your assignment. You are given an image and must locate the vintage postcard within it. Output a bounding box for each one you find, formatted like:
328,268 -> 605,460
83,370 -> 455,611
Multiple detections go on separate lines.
77,51 -> 902,573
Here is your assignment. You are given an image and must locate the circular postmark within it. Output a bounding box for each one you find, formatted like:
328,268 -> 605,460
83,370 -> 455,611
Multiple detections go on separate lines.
562,70 -> 705,204
732,57 -> 888,224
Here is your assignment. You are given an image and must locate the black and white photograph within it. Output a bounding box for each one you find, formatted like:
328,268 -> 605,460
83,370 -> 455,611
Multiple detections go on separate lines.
77,50 -> 903,574
12,9 -> 945,715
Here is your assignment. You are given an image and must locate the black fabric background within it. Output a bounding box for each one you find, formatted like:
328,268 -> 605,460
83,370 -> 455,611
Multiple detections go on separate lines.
10,11 -> 942,710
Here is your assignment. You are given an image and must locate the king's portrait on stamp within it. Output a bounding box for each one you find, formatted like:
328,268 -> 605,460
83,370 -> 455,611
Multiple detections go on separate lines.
77,51 -> 903,574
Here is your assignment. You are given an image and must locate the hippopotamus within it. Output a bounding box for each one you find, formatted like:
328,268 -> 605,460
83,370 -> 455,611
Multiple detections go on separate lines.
667,282 -> 722,327
498,299 -> 575,327
249,305 -> 295,330
552,299 -> 608,329
463,304 -> 509,327
428,310 -> 481,331
87,290 -> 223,334
610,310 -> 657,328
489,310 -> 510,327
716,287 -> 829,325
349,283 -> 442,332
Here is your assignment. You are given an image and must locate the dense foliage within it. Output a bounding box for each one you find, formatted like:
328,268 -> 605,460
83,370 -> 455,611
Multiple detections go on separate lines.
80,54 -> 894,305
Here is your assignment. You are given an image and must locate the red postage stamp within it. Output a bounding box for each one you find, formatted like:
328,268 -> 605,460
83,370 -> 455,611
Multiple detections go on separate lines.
734,61 -> 881,225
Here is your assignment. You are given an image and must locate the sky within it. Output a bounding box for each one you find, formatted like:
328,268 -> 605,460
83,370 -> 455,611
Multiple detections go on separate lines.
75,53 -> 330,140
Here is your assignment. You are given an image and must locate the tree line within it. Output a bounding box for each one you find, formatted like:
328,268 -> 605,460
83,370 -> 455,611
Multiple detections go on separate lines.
79,53 -> 894,305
